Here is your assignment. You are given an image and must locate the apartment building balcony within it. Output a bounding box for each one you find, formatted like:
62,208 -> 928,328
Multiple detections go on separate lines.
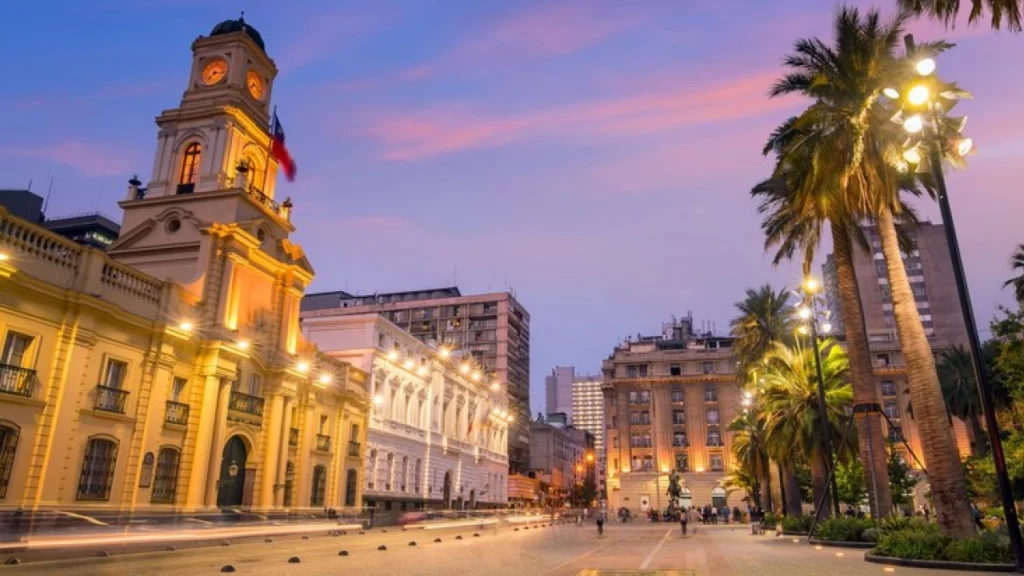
94,385 -> 130,414
164,400 -> 189,426
228,390 -> 264,417
0,364 -> 36,398
315,434 -> 331,453
348,441 -> 361,458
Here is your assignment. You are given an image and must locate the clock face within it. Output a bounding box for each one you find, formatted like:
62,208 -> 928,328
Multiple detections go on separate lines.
247,70 -> 264,100
201,59 -> 228,86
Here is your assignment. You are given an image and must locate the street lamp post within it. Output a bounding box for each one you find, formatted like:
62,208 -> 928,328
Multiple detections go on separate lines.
893,35 -> 1023,569
800,280 -> 840,518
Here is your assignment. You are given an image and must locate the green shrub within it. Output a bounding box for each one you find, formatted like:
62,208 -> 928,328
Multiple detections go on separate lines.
861,527 -> 879,543
943,537 -> 1013,564
879,516 -> 934,535
813,517 -> 876,542
875,529 -> 950,560
781,515 -> 813,533
761,512 -> 781,528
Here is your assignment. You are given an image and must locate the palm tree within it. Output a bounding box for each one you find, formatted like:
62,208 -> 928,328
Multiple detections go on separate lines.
760,339 -> 855,518
730,284 -> 794,511
1003,244 -> 1024,305
897,0 -> 1023,31
728,409 -> 770,509
731,285 -> 795,375
755,7 -> 898,521
938,345 -> 988,455
763,6 -> 974,536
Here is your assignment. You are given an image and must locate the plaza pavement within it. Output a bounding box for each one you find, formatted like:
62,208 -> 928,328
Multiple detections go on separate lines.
1,520 -> 999,576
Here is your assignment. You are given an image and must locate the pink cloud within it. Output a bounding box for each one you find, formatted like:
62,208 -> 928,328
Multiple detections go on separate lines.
0,140 -> 135,177
358,70 -> 800,160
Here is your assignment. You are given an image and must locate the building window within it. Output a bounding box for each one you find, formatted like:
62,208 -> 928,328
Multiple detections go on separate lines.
706,409 -> 720,425
284,461 -> 295,506
151,447 -> 180,503
414,458 -> 422,493
180,143 -> 201,184
704,384 -> 717,402
377,332 -> 387,349
672,410 -> 686,425
669,364 -> 681,376
702,361 -> 714,374
630,434 -> 652,448
642,456 -> 653,471
401,456 -> 409,492
674,452 -> 688,472
345,469 -> 358,506
311,464 -> 327,506
629,411 -> 650,425
1,332 -> 32,367
385,453 -> 394,491
0,421 -> 19,499
709,453 -> 723,471
881,381 -> 897,397
78,437 -> 118,501
673,432 -> 687,447
103,359 -> 127,389
889,426 -> 904,443
612,437 -> 618,449
319,415 -> 329,434
670,387 -> 684,403
707,430 -> 721,447
884,402 -> 900,419
170,377 -> 187,402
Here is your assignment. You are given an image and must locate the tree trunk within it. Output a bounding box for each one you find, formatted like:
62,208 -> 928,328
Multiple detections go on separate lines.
968,413 -> 988,457
783,460 -> 803,517
762,460 -> 773,512
830,219 -> 894,519
876,210 -> 974,538
811,453 -> 832,519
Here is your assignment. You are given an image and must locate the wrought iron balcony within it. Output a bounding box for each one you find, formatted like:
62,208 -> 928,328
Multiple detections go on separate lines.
228,390 -> 264,417
95,385 -> 129,414
347,441 -> 361,457
0,363 -> 36,398
165,400 -> 189,425
289,427 -> 299,446
315,434 -> 331,452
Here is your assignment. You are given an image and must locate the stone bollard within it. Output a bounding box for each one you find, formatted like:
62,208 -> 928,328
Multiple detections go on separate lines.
434,538 -> 442,543
220,566 -> 236,573
455,535 -> 463,540
165,545 -> 177,551
4,558 -> 20,566
221,540 -> 231,547
409,541 -> 417,547
301,536 -> 309,540
338,550 -> 349,556
287,557 -> 300,564
378,545 -> 388,551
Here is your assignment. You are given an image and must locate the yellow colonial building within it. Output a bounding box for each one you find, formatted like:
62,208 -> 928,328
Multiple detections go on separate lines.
0,17 -> 369,517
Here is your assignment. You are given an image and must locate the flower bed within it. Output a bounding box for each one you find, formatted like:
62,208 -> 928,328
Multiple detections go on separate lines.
867,518 -> 1016,570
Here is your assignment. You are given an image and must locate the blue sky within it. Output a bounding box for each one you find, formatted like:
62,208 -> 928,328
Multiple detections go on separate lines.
2,0 -> 1023,413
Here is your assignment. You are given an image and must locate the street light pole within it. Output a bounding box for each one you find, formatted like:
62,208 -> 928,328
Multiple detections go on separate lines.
807,294 -> 841,518
898,33 -> 1023,570
926,117 -> 1024,570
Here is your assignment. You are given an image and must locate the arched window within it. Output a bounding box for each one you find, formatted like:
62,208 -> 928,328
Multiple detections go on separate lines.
78,437 -> 118,501
311,464 -> 327,507
179,143 -> 202,185
385,453 -> 394,491
284,461 -> 295,506
367,449 -> 378,490
400,456 -> 408,492
0,421 -> 19,499
345,469 -> 358,506
151,447 -> 180,503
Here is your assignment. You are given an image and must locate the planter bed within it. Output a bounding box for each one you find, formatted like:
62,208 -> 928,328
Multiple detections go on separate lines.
865,553 -> 1014,572
808,538 -> 874,549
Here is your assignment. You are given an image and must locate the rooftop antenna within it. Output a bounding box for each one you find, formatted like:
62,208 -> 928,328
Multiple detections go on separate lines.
26,179 -> 32,191
42,176 -> 54,218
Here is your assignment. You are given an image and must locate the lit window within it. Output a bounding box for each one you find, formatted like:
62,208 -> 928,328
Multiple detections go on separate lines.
180,143 -> 202,184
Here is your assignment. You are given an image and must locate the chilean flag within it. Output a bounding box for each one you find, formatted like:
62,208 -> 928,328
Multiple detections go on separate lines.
271,111 -> 297,181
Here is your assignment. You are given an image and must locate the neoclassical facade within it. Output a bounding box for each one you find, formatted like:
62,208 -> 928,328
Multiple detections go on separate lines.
0,17 -> 369,517
301,313 -> 510,519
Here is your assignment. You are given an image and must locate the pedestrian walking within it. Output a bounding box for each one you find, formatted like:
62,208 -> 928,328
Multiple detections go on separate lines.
711,506 -> 718,525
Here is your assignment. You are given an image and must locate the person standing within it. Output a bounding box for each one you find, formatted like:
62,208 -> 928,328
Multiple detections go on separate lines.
597,508 -> 606,536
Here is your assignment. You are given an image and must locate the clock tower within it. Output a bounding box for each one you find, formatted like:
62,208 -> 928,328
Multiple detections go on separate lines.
109,16 -> 312,352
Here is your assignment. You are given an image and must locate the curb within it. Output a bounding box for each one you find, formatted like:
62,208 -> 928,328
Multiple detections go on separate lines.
808,538 -> 875,549
864,553 -> 1015,572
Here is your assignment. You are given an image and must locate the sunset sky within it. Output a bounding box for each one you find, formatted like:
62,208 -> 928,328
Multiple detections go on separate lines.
2,0 -> 1022,413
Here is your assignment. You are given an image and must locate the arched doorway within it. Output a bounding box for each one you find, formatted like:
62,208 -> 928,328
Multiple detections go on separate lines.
217,436 -> 247,508
345,469 -> 358,507
711,486 -> 727,510
442,470 -> 452,508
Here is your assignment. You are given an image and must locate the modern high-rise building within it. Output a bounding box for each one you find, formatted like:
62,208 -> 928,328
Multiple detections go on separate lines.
566,369 -> 605,494
0,189 -> 121,250
822,221 -> 972,470
301,287 -> 532,473
603,314 -> 745,515
544,366 -> 574,418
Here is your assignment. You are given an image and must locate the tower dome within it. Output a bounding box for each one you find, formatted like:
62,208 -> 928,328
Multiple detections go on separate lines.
210,14 -> 265,52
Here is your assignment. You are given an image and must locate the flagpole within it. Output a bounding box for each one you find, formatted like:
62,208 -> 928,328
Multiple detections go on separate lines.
261,105 -> 276,195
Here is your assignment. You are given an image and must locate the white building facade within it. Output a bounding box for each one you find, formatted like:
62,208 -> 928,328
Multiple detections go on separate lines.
571,373 -> 606,494
301,313 -> 509,520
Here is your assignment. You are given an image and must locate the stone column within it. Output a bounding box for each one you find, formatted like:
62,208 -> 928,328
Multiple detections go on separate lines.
204,380 -> 232,508
184,375 -> 222,510
295,401 -> 316,507
259,394 -> 285,510
275,397 -> 294,507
